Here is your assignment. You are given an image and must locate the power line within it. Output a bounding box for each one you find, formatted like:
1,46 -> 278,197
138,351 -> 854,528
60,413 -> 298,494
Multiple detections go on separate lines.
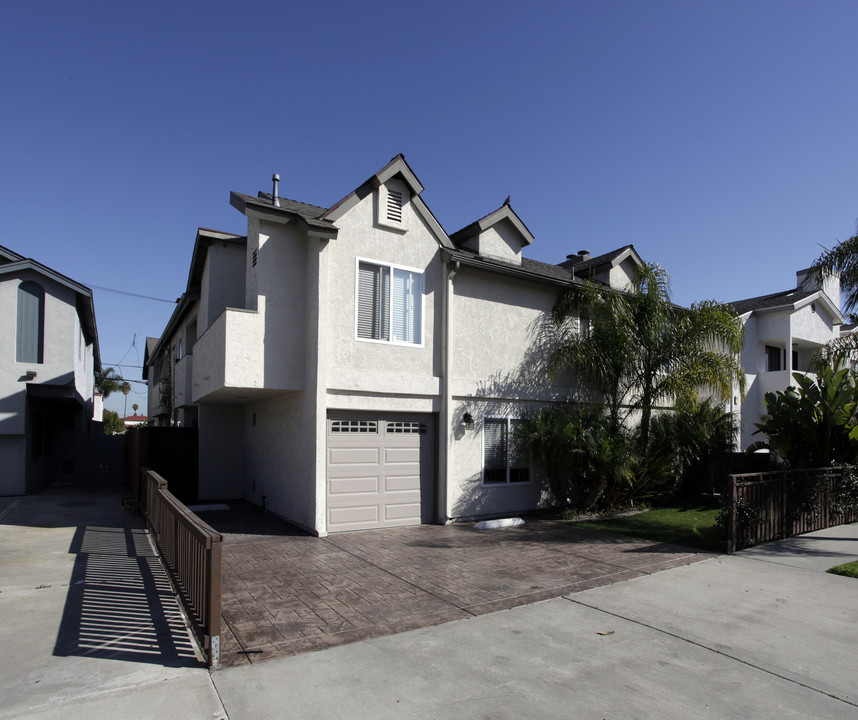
88,284 -> 177,304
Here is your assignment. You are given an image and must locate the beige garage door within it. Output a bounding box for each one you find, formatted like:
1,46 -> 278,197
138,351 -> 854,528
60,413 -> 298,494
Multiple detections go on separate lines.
326,413 -> 435,532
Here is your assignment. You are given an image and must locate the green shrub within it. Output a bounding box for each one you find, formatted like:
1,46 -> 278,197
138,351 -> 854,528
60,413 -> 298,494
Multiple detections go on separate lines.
518,404 -> 632,512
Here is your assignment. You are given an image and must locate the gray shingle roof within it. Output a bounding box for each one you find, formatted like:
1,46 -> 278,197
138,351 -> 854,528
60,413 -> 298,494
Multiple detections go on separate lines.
231,192 -> 335,232
729,288 -> 816,315
447,248 -> 578,287
558,245 -> 635,273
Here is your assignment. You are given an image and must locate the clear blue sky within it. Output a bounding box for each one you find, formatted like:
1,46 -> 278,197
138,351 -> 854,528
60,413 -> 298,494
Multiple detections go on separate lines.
3,0 -> 857,415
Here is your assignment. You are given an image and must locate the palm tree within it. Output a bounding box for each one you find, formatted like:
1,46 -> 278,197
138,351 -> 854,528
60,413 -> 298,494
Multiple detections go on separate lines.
813,233 -> 858,313
811,233 -> 858,366
97,367 -> 131,400
550,263 -> 746,450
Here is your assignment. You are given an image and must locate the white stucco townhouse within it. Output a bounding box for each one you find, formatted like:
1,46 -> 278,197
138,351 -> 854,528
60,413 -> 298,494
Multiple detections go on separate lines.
729,267 -> 845,451
146,155 -> 644,534
0,244 -> 101,495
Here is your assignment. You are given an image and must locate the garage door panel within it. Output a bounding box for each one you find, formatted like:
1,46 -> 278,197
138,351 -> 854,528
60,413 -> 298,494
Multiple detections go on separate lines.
329,476 -> 380,494
384,502 -> 421,521
384,474 -> 420,492
329,505 -> 380,526
329,447 -> 380,465
384,447 -> 420,463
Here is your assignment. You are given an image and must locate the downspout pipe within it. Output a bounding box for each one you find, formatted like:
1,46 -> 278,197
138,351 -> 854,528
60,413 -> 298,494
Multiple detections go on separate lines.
440,253 -> 459,524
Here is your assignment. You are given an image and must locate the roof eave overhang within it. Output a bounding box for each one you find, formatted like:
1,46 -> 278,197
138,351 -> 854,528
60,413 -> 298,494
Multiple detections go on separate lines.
443,249 -> 581,289
748,291 -> 844,325
230,193 -> 338,240
149,292 -> 200,361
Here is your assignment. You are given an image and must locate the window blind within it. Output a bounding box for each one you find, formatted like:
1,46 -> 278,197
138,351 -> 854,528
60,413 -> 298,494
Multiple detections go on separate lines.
357,263 -> 390,340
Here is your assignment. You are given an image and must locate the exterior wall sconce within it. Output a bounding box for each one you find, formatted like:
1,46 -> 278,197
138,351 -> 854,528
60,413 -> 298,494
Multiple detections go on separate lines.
25,371 -> 38,379
463,412 -> 474,429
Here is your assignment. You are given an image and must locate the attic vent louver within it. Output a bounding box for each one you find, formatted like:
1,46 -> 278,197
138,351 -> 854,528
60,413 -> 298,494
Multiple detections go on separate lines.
386,188 -> 403,223
252,249 -> 258,267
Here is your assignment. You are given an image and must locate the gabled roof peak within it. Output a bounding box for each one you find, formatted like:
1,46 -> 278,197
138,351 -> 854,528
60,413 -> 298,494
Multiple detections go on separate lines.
450,203 -> 534,248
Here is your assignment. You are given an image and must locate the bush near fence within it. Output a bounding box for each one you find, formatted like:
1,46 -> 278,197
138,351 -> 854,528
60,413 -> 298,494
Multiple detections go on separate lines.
726,466 -> 858,552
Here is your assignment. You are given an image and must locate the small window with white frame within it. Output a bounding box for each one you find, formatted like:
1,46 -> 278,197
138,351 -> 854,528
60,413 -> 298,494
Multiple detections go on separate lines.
356,259 -> 423,346
378,179 -> 409,231
483,418 -> 530,485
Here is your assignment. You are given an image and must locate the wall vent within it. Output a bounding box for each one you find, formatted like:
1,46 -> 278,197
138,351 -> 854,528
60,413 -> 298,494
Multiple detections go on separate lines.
386,188 -> 403,223
252,249 -> 258,268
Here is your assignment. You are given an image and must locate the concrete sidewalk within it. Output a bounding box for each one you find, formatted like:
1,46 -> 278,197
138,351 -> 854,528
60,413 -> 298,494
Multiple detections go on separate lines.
212,522 -> 858,720
0,484 -> 226,720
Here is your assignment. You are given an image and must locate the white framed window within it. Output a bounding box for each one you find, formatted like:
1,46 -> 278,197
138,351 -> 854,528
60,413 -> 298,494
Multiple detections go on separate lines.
356,259 -> 423,346
482,418 -> 530,485
378,179 -> 409,231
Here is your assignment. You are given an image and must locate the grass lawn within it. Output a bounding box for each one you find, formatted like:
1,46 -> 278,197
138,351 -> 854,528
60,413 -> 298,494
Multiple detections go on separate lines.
827,560 -> 858,578
572,506 -> 725,552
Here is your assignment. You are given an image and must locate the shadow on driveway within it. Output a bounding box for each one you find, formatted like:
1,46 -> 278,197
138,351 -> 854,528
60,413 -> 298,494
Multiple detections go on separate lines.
54,525 -> 202,667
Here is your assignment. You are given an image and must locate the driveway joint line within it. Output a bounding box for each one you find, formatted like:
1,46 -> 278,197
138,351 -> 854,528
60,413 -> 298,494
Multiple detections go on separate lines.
564,596 -> 858,709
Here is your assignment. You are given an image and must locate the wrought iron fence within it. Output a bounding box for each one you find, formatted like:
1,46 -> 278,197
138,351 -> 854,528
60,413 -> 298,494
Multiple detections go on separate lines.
727,467 -> 858,552
138,468 -> 222,666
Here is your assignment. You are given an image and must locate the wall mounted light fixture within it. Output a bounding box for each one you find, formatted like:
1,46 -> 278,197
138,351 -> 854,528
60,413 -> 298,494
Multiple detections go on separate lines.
463,412 -> 474,429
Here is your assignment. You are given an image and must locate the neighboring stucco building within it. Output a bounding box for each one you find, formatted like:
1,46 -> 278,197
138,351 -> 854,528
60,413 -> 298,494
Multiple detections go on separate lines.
146,155 -> 643,534
0,244 -> 101,495
730,267 -> 845,450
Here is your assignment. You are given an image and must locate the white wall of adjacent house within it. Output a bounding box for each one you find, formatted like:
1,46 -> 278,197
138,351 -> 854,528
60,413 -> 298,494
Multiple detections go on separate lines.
0,270 -> 94,494
737,295 -> 842,451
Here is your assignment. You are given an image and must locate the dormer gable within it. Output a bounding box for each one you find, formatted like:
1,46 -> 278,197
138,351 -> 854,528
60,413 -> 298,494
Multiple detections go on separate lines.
322,154 -> 452,249
558,244 -> 644,290
450,203 -> 534,266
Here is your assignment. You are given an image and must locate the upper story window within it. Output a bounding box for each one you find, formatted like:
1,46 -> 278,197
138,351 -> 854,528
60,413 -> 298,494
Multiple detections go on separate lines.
378,179 -> 409,231
356,260 -> 423,346
765,345 -> 782,372
17,281 -> 44,363
483,418 -> 530,485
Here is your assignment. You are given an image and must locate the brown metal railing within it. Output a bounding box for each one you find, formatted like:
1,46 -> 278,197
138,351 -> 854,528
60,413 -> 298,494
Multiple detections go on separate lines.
727,467 -> 858,553
139,468 -> 222,666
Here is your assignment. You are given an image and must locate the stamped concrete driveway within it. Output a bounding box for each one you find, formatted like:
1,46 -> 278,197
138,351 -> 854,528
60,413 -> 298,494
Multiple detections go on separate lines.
197,504 -> 714,668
